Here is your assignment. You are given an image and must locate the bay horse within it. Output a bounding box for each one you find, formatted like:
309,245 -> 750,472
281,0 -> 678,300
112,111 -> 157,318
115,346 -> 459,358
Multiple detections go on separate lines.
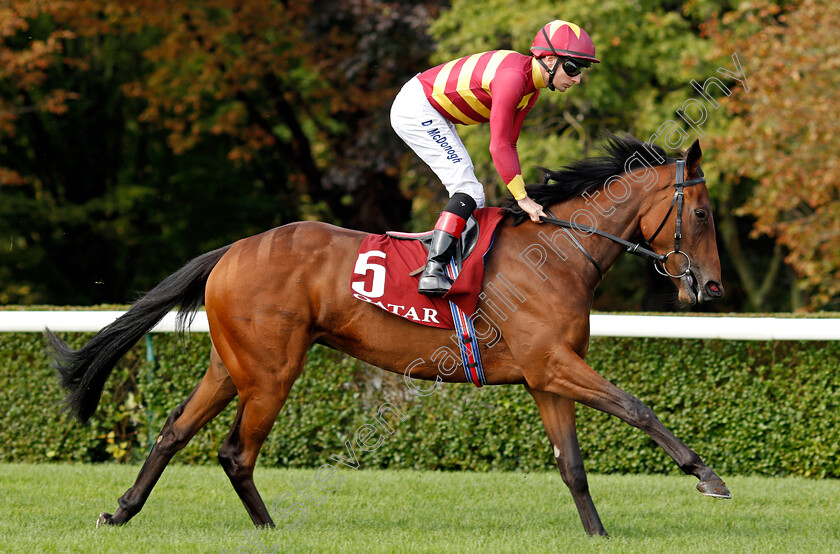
47,133 -> 730,537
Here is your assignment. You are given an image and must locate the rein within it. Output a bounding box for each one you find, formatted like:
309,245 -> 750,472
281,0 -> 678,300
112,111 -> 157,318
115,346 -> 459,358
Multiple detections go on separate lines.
539,160 -> 706,280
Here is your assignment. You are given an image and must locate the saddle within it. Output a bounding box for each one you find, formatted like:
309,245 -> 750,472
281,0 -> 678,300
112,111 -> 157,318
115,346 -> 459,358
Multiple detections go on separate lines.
386,216 -> 481,276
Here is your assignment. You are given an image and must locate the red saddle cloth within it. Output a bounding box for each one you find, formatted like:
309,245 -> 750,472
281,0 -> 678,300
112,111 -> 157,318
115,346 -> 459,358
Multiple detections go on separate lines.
350,208 -> 507,329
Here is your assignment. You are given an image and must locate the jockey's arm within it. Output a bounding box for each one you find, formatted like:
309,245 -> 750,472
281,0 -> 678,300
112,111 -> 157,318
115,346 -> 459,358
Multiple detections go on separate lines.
489,71 -> 546,223
510,104 -> 529,145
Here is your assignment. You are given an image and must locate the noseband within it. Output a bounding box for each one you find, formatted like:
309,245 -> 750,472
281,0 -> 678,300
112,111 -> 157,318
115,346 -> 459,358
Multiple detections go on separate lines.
540,159 -> 706,280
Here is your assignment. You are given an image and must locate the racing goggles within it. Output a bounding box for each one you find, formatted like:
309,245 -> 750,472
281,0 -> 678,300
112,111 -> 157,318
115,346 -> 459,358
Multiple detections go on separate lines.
560,57 -> 591,77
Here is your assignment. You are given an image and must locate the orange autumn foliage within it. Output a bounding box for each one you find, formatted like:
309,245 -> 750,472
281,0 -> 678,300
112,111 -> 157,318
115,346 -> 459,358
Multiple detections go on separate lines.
709,0 -> 840,308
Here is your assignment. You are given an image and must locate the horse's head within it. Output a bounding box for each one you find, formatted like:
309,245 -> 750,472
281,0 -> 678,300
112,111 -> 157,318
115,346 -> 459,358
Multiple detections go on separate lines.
642,140 -> 724,305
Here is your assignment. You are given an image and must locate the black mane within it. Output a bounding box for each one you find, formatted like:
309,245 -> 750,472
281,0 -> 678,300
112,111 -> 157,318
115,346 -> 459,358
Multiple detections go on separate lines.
504,133 -> 673,225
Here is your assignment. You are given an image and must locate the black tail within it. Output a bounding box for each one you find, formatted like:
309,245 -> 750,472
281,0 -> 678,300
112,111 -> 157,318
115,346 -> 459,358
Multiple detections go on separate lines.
45,245 -> 233,423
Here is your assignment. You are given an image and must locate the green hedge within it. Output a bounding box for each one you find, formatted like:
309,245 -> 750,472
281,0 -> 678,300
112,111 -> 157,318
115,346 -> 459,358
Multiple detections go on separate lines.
1,331 -> 838,477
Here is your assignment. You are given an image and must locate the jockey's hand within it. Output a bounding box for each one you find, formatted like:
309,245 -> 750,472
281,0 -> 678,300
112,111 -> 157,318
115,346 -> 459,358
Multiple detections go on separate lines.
517,196 -> 547,223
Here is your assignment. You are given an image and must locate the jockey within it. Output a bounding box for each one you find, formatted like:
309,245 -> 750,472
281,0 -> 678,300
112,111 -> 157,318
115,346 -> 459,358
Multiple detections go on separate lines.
391,20 -> 600,296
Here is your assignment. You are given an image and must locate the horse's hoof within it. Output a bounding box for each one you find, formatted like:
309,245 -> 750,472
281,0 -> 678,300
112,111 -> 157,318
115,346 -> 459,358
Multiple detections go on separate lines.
697,479 -> 731,499
96,512 -> 114,528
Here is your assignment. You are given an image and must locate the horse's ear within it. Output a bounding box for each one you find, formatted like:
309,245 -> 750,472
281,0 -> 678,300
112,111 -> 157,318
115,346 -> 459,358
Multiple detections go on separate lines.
685,139 -> 702,176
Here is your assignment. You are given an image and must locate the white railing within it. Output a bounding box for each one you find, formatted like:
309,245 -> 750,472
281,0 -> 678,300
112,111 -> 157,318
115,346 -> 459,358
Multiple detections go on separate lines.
0,311 -> 838,340
0,311 -> 209,333
589,314 -> 838,341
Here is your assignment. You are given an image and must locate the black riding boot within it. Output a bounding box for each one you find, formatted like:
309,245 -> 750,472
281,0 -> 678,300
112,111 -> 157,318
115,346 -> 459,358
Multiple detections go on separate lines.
417,230 -> 459,296
417,193 -> 476,297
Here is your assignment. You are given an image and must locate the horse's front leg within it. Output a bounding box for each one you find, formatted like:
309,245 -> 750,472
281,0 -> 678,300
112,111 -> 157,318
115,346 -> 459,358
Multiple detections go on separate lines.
527,345 -> 731,499
525,386 -> 607,536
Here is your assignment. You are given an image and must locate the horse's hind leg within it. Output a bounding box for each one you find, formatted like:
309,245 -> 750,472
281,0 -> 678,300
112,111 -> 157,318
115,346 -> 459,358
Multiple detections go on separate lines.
215,328 -> 310,527
526,386 -> 608,537
97,346 -> 237,526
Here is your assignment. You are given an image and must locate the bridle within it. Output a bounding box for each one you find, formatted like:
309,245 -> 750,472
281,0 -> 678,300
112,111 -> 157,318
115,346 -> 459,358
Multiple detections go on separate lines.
645,159 -> 706,278
539,159 -> 706,281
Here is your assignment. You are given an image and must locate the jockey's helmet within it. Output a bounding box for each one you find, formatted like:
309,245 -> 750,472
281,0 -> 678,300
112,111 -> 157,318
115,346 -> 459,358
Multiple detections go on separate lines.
530,20 -> 600,64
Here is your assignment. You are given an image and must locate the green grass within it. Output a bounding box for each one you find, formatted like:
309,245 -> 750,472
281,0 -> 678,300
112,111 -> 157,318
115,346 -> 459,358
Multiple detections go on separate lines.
1,464 -> 838,553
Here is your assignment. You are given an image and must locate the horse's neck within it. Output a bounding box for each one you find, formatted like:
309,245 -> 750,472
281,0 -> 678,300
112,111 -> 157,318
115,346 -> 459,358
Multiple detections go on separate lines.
547,176 -> 654,277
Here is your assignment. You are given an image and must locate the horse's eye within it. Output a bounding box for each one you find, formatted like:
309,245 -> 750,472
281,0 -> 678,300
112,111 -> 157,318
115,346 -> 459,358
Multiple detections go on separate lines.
694,209 -> 707,221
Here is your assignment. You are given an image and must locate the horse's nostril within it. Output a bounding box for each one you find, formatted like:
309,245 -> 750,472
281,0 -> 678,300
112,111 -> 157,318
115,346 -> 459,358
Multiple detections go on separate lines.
705,281 -> 724,298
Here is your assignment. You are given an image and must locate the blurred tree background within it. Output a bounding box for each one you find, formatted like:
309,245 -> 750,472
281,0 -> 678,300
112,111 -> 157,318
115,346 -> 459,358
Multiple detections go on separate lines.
1,0 -> 837,311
